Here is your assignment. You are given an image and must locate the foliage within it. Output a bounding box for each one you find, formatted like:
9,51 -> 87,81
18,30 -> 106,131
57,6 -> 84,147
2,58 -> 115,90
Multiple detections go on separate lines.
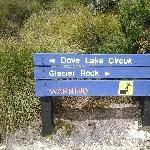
20,6 -> 91,53
54,119 -> 75,137
119,0 -> 150,52
0,38 -> 40,140
88,0 -> 120,13
1,0 -> 150,142
50,0 -> 87,9
92,13 -> 129,53
0,0 -> 42,36
20,6 -> 129,53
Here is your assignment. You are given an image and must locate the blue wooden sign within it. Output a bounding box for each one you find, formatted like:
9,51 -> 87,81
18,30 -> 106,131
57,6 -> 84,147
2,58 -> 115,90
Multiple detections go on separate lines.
33,53 -> 150,66
33,53 -> 150,97
33,53 -> 150,135
34,67 -> 150,79
35,80 -> 150,96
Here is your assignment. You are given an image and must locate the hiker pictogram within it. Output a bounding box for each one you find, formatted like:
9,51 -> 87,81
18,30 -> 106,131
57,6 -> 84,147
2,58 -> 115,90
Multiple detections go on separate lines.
118,81 -> 134,96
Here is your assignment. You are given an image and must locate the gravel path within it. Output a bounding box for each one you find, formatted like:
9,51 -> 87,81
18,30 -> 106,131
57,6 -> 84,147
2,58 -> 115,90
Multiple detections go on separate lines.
4,102 -> 150,150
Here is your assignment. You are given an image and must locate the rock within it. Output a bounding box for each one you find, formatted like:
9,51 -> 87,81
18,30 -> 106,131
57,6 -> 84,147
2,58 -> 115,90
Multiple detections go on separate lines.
0,145 -> 6,150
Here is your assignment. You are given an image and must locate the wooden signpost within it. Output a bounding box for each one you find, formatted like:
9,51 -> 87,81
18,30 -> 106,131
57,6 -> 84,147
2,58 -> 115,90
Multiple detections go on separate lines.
33,53 -> 150,136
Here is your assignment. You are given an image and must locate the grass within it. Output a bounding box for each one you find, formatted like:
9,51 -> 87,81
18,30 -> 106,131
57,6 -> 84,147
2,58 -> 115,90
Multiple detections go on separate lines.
54,119 -> 75,137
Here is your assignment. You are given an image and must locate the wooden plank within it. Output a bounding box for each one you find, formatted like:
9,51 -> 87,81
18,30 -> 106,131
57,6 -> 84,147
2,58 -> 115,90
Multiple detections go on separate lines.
35,80 -> 150,96
33,53 -> 150,66
34,67 -> 150,79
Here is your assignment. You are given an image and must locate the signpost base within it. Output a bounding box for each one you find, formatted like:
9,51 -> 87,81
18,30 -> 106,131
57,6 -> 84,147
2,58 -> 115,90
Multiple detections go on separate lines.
141,96 -> 150,126
40,97 -> 54,136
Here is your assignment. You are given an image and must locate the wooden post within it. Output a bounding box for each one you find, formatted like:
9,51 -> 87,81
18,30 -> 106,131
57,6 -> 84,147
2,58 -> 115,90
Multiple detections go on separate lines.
141,96 -> 150,126
40,97 -> 54,136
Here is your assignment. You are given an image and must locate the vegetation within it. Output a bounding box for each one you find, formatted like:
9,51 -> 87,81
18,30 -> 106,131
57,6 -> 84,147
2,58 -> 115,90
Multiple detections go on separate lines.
0,0 -> 42,36
20,6 -> 128,53
119,0 -> 150,52
54,119 -> 75,137
0,0 -> 149,142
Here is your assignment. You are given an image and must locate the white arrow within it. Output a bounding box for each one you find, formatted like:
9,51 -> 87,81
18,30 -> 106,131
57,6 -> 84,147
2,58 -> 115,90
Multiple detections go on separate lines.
49,58 -> 55,63
105,71 -> 110,76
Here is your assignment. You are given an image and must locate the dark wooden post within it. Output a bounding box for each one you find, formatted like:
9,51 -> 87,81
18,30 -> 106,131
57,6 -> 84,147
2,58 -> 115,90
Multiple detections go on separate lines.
40,97 -> 54,136
141,96 -> 150,126
140,52 -> 150,126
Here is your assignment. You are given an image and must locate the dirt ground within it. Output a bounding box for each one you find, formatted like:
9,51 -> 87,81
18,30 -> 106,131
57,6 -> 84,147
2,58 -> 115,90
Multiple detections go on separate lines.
2,97 -> 150,150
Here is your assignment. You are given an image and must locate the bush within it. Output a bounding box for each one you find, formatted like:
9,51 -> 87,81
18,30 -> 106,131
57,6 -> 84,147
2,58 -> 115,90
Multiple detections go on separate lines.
0,0 -> 42,36
119,0 -> 150,52
19,6 -> 95,53
88,0 -> 120,13
92,13 -> 129,53
0,38 -> 40,140
50,0 -> 87,9
20,6 -> 129,53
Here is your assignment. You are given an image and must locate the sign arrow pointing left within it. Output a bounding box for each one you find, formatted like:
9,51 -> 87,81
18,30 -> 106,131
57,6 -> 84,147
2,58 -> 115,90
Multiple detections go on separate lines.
49,58 -> 55,63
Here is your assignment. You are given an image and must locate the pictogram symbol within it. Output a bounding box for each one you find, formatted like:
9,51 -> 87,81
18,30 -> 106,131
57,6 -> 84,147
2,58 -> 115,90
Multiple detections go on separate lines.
118,81 -> 133,96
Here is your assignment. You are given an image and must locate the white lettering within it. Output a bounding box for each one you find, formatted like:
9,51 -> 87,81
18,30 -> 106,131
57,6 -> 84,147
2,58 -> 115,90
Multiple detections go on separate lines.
119,59 -> 123,64
49,88 -> 89,95
80,70 -> 99,77
127,58 -> 132,64
108,57 -> 132,65
61,57 -> 66,63
49,70 -> 75,77
68,88 -> 74,94
85,57 -> 103,64
61,57 -> 80,64
109,58 -> 114,64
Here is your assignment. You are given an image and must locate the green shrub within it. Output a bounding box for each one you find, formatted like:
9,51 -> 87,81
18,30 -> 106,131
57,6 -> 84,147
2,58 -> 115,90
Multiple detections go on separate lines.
92,13 -> 129,53
20,6 -> 96,53
50,0 -> 86,9
20,6 -> 129,53
119,0 -> 150,52
88,0 -> 120,13
0,0 -> 42,36
0,38 -> 40,140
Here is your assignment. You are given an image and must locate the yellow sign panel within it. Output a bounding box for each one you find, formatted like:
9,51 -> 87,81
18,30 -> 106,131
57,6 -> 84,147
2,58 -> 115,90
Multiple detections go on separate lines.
118,81 -> 134,96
